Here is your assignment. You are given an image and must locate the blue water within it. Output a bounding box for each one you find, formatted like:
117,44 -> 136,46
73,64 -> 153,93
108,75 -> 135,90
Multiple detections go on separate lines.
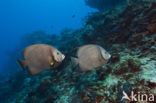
0,0 -> 96,79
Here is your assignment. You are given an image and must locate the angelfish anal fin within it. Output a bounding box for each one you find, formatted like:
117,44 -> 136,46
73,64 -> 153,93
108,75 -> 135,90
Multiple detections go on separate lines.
27,66 -> 43,75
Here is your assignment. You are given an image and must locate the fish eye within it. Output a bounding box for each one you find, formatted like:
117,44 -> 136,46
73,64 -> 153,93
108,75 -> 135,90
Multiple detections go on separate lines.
57,52 -> 59,55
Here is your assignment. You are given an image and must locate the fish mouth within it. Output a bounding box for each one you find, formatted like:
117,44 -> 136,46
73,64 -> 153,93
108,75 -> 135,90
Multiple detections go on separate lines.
105,53 -> 111,60
108,54 -> 111,59
62,54 -> 65,60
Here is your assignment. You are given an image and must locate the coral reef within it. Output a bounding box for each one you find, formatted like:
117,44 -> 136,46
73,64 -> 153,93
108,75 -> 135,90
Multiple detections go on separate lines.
112,55 -> 142,75
0,0 -> 156,103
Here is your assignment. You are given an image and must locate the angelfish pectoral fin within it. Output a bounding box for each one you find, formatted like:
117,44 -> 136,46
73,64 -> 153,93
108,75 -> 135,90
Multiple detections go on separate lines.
27,66 -> 43,75
50,62 -> 55,68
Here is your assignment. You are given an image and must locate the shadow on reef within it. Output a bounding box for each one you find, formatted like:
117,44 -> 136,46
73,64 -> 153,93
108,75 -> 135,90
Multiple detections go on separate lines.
1,0 -> 156,103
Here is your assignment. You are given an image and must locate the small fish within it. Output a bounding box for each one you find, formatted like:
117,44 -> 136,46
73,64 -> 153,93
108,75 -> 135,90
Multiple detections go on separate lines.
72,14 -> 76,18
17,44 -> 65,75
112,26 -> 117,31
71,44 -> 111,72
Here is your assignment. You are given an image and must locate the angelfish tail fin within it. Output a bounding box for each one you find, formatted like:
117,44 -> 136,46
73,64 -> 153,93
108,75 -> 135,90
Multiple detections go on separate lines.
17,59 -> 26,70
71,57 -> 79,67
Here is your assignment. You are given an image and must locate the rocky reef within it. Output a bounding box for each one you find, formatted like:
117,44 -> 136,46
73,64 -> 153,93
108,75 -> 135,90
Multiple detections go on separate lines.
0,0 -> 156,103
